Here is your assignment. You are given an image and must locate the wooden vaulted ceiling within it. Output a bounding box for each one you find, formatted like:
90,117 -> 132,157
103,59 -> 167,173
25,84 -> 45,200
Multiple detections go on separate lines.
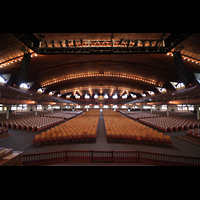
1,33 -> 200,104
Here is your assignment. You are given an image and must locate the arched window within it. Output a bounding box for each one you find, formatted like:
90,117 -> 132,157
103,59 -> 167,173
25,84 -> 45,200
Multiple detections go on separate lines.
112,94 -> 118,99
19,83 -> 29,89
37,88 -> 43,93
84,94 -> 90,99
0,76 -> 6,84
122,94 -> 127,99
104,94 -> 109,99
75,94 -> 80,99
131,94 -> 137,98
176,82 -> 185,89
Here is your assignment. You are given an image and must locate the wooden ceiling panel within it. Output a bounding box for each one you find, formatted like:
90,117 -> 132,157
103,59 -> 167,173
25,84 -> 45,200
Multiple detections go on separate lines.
0,33 -> 24,63
1,33 -> 200,105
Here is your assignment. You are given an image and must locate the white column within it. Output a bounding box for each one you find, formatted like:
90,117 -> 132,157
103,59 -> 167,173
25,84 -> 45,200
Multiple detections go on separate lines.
167,105 -> 169,117
197,105 -> 199,120
6,106 -> 10,119
150,105 -> 153,113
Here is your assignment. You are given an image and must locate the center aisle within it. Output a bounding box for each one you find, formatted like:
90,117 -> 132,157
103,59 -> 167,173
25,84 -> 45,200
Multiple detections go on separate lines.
95,110 -> 107,146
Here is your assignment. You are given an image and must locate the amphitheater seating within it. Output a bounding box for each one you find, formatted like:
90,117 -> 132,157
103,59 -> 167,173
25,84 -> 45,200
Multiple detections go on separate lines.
120,111 -> 165,120
33,110 -> 99,145
0,113 -> 64,131
37,110 -> 83,119
103,110 -> 172,145
186,128 -> 200,139
139,114 -> 200,133
0,127 -> 8,134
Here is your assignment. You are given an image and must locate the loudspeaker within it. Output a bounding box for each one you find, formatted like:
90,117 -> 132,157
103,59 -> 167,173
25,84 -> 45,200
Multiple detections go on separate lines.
173,51 -> 192,84
15,53 -> 31,84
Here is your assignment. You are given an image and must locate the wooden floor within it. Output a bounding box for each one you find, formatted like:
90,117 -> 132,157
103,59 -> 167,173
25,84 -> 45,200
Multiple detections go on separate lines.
1,110 -> 200,160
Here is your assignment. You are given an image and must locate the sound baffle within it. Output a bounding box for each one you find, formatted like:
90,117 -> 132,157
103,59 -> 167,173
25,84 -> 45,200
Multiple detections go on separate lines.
15,53 -> 31,84
173,51 -> 192,85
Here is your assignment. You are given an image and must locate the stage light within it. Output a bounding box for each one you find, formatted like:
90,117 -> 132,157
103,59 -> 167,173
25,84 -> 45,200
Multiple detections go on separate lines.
119,38 -> 123,45
73,40 -> 76,46
65,40 -> 68,47
58,40 -> 63,47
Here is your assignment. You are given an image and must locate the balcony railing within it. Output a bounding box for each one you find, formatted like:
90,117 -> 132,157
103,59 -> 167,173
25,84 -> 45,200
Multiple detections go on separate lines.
22,150 -> 200,166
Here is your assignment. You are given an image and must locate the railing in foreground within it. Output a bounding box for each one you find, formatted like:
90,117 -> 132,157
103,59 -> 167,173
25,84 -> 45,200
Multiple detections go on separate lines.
22,150 -> 200,166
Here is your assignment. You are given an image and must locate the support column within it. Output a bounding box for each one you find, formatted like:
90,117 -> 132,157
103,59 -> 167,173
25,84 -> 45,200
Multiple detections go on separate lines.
140,105 -> 142,112
167,105 -> 169,117
196,105 -> 199,120
51,106 -> 53,113
187,105 -> 189,114
61,106 -> 63,112
6,106 -> 10,119
35,105 -> 37,116
150,105 -> 153,113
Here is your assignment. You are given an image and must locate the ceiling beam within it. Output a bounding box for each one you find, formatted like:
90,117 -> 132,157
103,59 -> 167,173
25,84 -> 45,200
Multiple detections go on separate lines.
12,33 -> 192,55
165,33 -> 192,52
37,38 -> 167,54
13,33 -> 40,52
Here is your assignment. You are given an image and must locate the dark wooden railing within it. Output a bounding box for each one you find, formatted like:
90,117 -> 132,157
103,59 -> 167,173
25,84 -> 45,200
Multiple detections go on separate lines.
22,150 -> 200,166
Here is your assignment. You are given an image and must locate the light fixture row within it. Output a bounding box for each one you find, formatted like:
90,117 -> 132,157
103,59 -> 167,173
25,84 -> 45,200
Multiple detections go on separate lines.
167,52 -> 200,64
41,72 -> 163,87
60,86 -> 143,96
0,53 -> 38,68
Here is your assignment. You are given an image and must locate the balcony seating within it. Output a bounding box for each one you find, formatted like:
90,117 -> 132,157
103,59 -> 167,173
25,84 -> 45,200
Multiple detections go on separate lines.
0,84 -> 73,104
128,83 -> 200,104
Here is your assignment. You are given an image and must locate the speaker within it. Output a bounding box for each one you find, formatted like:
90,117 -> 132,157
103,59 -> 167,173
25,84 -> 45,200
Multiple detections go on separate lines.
173,51 -> 192,84
15,53 -> 31,84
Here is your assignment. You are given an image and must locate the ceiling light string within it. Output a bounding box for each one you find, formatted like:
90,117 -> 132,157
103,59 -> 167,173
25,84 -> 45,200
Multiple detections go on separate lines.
167,51 -> 200,65
0,52 -> 38,68
41,71 -> 162,87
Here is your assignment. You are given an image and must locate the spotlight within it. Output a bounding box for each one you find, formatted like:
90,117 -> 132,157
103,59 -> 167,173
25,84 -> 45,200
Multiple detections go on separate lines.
73,40 -> 76,47
65,40 -> 68,47
119,38 -> 123,45
58,40 -> 63,47
134,40 -> 138,46
38,33 -> 45,40
51,40 -> 54,47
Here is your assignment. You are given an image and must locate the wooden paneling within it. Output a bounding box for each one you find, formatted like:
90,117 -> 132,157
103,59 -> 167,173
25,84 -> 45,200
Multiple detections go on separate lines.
1,33 -> 200,104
